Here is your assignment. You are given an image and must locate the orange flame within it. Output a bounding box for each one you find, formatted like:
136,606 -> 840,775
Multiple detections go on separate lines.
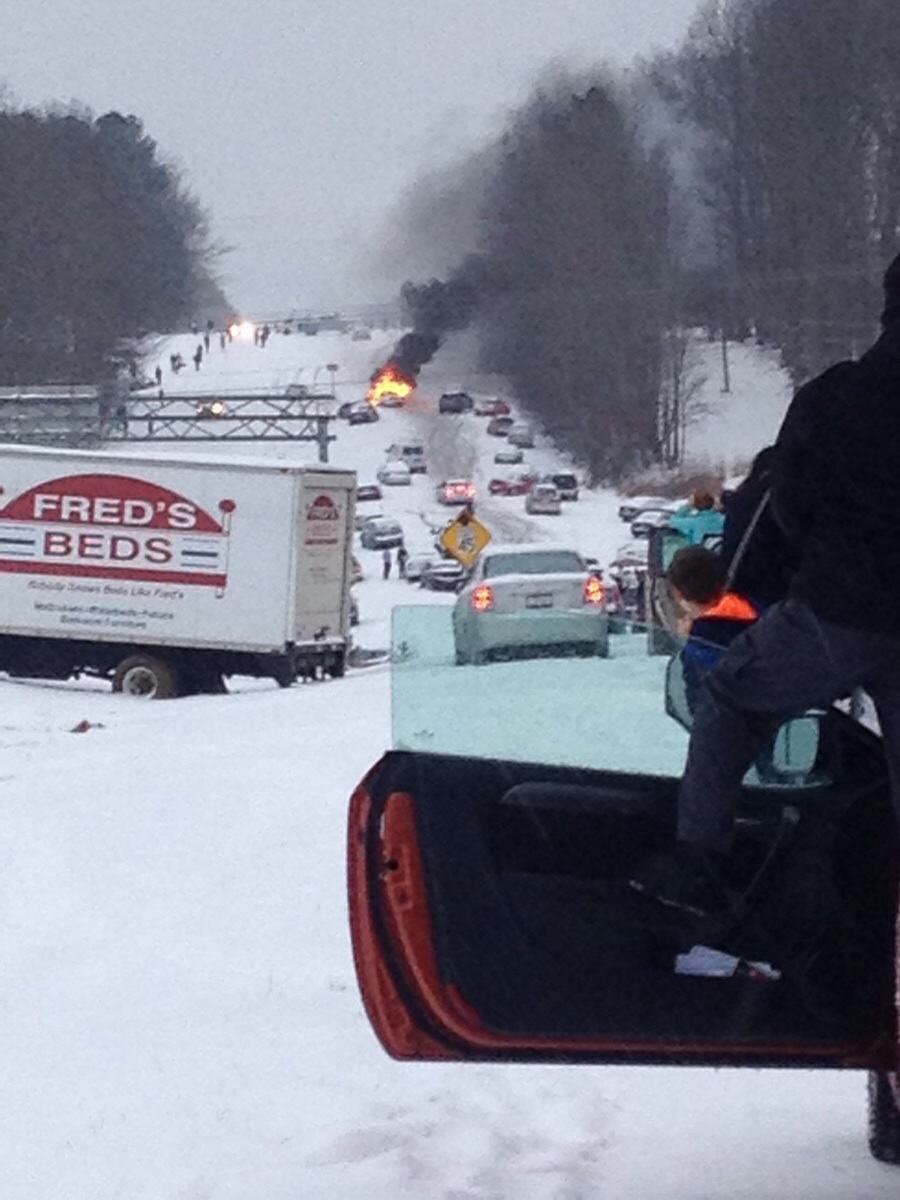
366,365 -> 415,407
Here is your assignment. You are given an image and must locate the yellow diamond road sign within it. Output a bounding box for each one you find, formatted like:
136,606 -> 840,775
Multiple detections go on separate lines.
439,511 -> 491,569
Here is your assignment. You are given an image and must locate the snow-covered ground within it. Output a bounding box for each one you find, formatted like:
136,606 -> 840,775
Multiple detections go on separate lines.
0,328 -> 894,1199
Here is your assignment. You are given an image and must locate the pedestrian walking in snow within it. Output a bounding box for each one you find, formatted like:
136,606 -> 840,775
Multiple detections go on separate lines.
193,344 -> 203,371
154,365 -> 163,387
397,545 -> 408,579
203,332 -> 211,353
219,332 -> 226,350
382,548 -> 392,580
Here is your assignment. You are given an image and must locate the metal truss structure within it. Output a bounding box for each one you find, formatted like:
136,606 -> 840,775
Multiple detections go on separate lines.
0,386 -> 338,461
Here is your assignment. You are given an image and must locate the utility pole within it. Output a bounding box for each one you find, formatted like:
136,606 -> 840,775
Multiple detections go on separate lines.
317,416 -> 329,464
720,326 -> 731,394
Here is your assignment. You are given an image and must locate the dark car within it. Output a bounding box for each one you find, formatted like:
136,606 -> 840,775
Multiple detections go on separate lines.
356,484 -> 383,503
337,400 -> 356,420
346,632 -> 900,1167
348,403 -> 379,425
438,391 -> 474,414
543,471 -> 579,501
487,416 -> 515,437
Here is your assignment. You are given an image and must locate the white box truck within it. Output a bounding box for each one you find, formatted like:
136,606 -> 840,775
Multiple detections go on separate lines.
0,445 -> 356,696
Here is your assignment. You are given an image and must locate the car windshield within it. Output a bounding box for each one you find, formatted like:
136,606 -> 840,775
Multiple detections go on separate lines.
483,550 -> 583,577
391,608 -> 828,788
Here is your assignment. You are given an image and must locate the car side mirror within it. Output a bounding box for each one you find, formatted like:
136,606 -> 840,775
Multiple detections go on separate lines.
665,651 -> 827,789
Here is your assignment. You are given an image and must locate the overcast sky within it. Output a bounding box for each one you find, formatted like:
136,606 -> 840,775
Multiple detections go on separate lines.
4,0 -> 699,315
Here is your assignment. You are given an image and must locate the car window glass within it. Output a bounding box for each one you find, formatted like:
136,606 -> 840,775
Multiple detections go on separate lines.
484,551 -> 583,577
392,607 -> 830,787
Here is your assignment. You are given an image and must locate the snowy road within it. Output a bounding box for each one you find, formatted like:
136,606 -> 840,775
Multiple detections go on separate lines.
0,328 -> 893,1199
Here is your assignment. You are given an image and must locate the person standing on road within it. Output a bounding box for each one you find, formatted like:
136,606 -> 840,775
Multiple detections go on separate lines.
154,365 -> 163,387
397,544 -> 409,579
382,548 -> 392,580
193,344 -> 203,371
632,252 -> 900,916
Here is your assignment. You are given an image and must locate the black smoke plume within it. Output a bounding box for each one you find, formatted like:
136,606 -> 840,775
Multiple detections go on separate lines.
373,254 -> 502,386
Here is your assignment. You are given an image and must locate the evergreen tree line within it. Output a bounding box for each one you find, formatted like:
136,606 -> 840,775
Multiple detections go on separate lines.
405,0 -> 900,482
0,104 -> 224,384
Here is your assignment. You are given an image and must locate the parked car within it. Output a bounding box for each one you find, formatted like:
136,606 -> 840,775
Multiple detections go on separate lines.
351,555 -> 364,585
487,416 -> 515,437
377,460 -> 412,487
488,472 -> 536,497
337,400 -> 356,420
356,483 -> 382,503
438,391 -> 474,414
525,483 -> 562,515
360,517 -> 404,549
403,555 -> 434,584
452,544 -> 609,665
474,397 -> 512,417
508,422 -> 535,448
420,559 -> 468,592
617,495 -> 677,523
542,471 -> 579,501
347,402 -> 379,425
602,575 -> 626,633
631,508 -> 674,539
436,479 -> 476,506
493,446 -> 524,465
386,442 -> 426,473
354,509 -> 383,532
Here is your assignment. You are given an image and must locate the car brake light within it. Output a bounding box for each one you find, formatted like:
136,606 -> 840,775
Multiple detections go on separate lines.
472,584 -> 494,612
583,576 -> 604,606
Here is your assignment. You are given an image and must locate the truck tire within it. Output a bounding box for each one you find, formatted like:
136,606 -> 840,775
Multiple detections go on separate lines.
868,1072 -> 900,1164
112,654 -> 180,699
327,653 -> 346,679
273,661 -> 295,688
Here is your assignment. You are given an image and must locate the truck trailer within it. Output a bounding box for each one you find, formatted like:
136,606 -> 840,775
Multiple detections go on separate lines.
0,445 -> 356,696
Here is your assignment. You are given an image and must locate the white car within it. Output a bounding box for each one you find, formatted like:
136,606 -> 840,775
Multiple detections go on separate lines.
452,544 -> 609,665
386,442 -> 426,473
494,447 -> 524,466
377,460 -> 412,486
617,496 -> 680,523
525,483 -> 562,515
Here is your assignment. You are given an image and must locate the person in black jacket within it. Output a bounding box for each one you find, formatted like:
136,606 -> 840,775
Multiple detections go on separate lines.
720,446 -> 798,608
632,254 -> 900,917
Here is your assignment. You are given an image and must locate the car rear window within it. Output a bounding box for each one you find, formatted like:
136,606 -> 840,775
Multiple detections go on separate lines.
483,550 -> 584,578
553,473 -> 576,487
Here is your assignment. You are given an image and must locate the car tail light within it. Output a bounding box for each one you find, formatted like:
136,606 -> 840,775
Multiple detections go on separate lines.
583,576 -> 604,606
471,584 -> 494,612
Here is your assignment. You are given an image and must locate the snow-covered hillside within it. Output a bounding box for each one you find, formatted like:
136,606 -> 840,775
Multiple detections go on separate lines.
0,328 -> 891,1200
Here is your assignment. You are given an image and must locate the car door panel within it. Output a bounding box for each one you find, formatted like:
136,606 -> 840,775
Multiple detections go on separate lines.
349,734 -> 898,1069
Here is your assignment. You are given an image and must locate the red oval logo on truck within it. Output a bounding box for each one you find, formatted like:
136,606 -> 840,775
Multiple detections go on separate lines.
307,494 -> 339,520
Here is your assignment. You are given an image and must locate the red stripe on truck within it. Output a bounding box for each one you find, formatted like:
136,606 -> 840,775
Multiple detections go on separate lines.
0,560 -> 226,588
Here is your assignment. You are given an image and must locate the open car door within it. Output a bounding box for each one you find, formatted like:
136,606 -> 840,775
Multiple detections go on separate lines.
349,606 -> 898,1070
